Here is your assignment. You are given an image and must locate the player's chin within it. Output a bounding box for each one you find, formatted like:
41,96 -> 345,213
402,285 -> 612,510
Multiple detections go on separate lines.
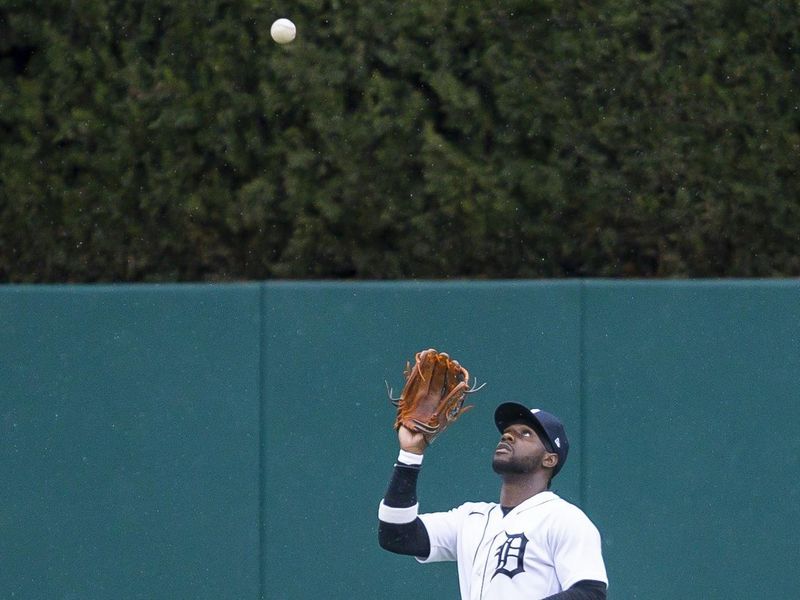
492,455 -> 534,475
492,455 -> 516,474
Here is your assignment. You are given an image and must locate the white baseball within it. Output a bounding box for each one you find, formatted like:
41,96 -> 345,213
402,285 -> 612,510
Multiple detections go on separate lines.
270,18 -> 296,44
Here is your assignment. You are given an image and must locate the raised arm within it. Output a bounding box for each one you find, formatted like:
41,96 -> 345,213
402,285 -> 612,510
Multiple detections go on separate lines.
377,426 -> 431,558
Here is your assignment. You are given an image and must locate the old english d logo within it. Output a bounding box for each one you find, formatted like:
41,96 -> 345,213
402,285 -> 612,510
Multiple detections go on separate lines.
491,532 -> 528,579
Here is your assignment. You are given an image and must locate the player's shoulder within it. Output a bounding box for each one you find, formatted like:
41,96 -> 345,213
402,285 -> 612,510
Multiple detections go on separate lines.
546,493 -> 602,532
453,500 -> 498,517
548,492 -> 585,511
420,501 -> 498,525
513,492 -> 595,524
545,492 -> 590,515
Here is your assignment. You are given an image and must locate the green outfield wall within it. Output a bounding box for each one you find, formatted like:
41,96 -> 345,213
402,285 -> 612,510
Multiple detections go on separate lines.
1,281 -> 798,599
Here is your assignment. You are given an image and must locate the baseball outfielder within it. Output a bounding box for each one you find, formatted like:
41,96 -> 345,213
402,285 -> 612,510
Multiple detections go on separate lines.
378,402 -> 608,600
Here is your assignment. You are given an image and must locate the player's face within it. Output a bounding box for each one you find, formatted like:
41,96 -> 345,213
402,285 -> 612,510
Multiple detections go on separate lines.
492,422 -> 551,475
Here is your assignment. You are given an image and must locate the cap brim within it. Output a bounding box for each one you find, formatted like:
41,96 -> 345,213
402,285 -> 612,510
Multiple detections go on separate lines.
494,402 -> 541,433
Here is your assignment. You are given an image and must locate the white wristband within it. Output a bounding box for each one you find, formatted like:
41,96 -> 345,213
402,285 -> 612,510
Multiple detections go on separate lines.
397,449 -> 424,466
378,501 -> 420,524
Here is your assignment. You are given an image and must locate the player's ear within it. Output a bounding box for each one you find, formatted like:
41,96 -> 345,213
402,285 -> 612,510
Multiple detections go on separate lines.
542,452 -> 558,470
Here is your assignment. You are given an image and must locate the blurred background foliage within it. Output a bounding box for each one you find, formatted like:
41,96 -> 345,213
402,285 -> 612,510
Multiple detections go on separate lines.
1,0 -> 799,281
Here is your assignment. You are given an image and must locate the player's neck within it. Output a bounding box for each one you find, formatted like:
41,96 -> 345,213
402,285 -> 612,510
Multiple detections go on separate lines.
498,474 -> 549,508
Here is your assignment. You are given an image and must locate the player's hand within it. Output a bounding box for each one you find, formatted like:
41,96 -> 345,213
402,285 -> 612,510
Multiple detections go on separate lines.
398,425 -> 428,455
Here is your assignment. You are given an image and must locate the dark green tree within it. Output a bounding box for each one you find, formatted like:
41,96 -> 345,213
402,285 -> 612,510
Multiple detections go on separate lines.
2,0 -> 799,281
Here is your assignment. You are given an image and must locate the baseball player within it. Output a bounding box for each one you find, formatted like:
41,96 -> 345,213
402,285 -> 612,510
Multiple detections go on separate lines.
378,402 -> 608,599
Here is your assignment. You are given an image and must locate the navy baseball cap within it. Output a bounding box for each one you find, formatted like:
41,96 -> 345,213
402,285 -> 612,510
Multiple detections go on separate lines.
494,402 -> 570,477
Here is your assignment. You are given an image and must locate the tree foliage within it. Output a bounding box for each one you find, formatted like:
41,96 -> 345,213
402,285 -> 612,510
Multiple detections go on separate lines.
2,0 -> 799,281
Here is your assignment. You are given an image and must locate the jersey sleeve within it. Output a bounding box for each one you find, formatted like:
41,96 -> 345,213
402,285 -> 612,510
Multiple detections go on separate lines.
415,504 -> 470,563
550,506 -> 608,590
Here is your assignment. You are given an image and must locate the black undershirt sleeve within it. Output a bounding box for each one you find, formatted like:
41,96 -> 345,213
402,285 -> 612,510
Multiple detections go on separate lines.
382,462 -> 420,507
377,462 -> 431,558
542,579 -> 607,600
378,518 -> 431,557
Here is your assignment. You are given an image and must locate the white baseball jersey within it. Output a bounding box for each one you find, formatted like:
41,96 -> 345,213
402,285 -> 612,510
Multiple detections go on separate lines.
417,491 -> 607,600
